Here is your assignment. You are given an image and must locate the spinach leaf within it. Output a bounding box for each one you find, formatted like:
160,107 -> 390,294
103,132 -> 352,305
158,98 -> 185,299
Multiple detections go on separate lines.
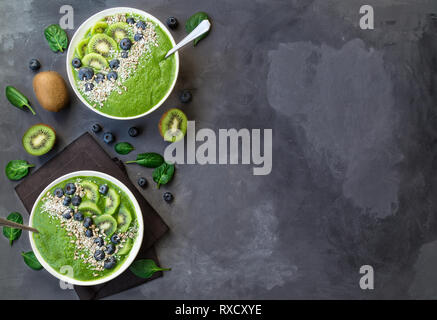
129,259 -> 171,279
126,153 -> 164,168
2,212 -> 23,246
185,12 -> 210,46
21,251 -> 43,270
152,162 -> 175,188
5,160 -> 34,181
5,86 -> 36,115
44,24 -> 68,52
115,142 -> 135,155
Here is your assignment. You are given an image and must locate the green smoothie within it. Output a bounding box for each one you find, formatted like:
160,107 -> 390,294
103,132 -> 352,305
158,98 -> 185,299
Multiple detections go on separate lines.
32,176 -> 139,281
71,13 -> 177,118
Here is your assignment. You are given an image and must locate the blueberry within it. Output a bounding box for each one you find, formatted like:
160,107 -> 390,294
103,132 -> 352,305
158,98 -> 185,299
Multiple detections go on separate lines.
134,33 -> 143,42
109,59 -> 120,70
105,243 -> 115,255
63,196 -> 71,206
180,89 -> 192,103
71,195 -> 82,206
85,82 -> 94,92
94,249 -> 105,261
83,217 -> 92,228
126,17 -> 135,25
94,237 -> 104,247
136,20 -> 147,29
138,177 -> 147,188
163,192 -> 173,203
99,184 -> 108,195
71,58 -> 81,68
91,123 -> 102,133
74,211 -> 84,221
85,229 -> 93,237
104,256 -> 117,269
103,132 -> 115,144
121,51 -> 129,59
62,209 -> 73,219
29,59 -> 41,71
111,234 -> 120,244
65,183 -> 76,195
95,73 -> 105,83
54,188 -> 64,198
78,67 -> 94,80
166,17 -> 178,29
107,71 -> 118,81
128,126 -> 139,137
119,38 -> 132,50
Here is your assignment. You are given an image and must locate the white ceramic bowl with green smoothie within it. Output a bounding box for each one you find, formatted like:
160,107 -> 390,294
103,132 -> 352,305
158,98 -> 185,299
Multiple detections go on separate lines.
29,171 -> 144,286
66,7 -> 179,120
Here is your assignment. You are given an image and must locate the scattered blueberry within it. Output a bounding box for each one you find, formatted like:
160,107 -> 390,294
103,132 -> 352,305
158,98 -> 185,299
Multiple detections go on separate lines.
111,234 -> 120,244
85,229 -> 93,237
85,82 -> 94,92
78,67 -> 94,80
126,17 -> 135,25
72,195 -> 82,206
121,51 -> 128,58
94,237 -> 104,247
120,38 -> 132,50
91,123 -> 102,133
71,58 -> 81,68
138,177 -> 147,188
180,89 -> 192,103
65,183 -> 76,195
134,33 -> 143,41
95,73 -> 105,83
166,17 -> 178,29
109,59 -> 120,70
63,196 -> 71,206
103,132 -> 115,144
83,217 -> 92,228
74,211 -> 84,221
104,256 -> 117,269
99,184 -> 108,195
163,192 -> 173,203
94,249 -> 105,261
107,71 -> 118,81
29,59 -> 41,71
105,243 -> 115,255
54,188 -> 64,198
136,20 -> 147,29
128,126 -> 139,137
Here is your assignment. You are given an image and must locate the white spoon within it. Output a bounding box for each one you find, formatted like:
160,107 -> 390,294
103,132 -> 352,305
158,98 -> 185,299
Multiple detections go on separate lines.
165,19 -> 211,59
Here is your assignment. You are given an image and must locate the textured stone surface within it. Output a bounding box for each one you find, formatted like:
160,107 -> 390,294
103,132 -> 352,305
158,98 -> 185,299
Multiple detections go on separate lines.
1,0 -> 437,299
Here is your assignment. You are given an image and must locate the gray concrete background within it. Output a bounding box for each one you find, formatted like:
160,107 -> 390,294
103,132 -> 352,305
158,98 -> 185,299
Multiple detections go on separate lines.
1,0 -> 437,299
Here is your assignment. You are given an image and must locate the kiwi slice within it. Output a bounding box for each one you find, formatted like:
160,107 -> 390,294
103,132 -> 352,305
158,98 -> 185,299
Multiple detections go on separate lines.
104,188 -> 121,215
91,21 -> 108,35
75,38 -> 90,59
22,124 -> 56,156
88,33 -> 117,57
106,22 -> 130,42
116,204 -> 132,232
117,238 -> 133,255
82,53 -> 109,70
94,214 -> 117,237
158,108 -> 188,142
80,180 -> 100,202
78,200 -> 102,216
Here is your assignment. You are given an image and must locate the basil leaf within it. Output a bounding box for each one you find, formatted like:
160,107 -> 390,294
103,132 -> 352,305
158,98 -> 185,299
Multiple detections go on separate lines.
114,142 -> 135,155
5,160 -> 34,181
129,259 -> 171,279
185,12 -> 210,46
125,153 -> 164,168
5,86 -> 36,115
2,212 -> 23,246
152,163 -> 175,189
21,251 -> 43,270
44,24 -> 68,52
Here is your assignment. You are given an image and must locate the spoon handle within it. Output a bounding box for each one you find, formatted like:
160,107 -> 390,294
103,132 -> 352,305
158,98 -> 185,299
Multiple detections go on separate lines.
0,217 -> 39,233
165,19 -> 211,58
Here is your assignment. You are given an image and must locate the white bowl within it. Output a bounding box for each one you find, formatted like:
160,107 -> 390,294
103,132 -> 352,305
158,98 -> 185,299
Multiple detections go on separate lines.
29,170 -> 144,286
66,7 -> 179,120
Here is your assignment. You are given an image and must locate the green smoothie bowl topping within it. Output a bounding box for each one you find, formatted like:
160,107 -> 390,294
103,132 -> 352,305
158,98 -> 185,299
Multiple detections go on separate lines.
66,8 -> 179,120
29,171 -> 143,285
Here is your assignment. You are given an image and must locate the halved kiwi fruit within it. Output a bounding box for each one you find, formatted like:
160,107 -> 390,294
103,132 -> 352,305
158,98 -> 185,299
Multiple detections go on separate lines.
91,21 -> 108,35
80,180 -> 100,202
106,22 -> 130,42
116,204 -> 132,232
22,124 -> 56,156
88,33 -> 117,57
78,200 -> 102,216
94,214 -> 117,237
75,38 -> 90,59
158,108 -> 188,142
105,188 -> 121,215
117,238 -> 133,255
82,53 -> 108,70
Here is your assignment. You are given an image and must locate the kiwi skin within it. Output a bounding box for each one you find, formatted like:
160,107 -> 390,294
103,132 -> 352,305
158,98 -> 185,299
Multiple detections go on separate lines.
158,108 -> 188,142
22,124 -> 56,156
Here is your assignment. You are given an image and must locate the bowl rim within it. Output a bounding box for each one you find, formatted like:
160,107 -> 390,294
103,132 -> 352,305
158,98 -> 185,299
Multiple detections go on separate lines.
28,170 -> 144,286
66,7 -> 179,120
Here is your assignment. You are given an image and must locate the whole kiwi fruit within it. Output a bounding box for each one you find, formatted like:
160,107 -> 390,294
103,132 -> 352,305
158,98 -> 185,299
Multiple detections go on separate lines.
33,71 -> 69,112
